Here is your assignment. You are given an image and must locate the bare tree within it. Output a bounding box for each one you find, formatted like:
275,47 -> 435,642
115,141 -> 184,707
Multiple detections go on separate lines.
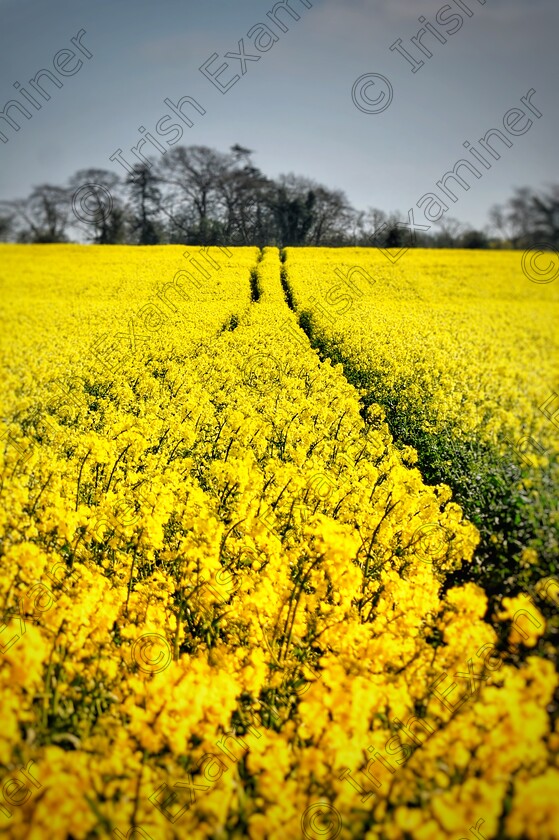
308,185 -> 353,246
216,150 -> 272,245
489,187 -> 541,248
0,214 -> 13,242
432,216 -> 464,248
67,169 -> 125,244
1,184 -> 71,242
531,184 -> 559,247
156,145 -> 231,243
363,207 -> 388,243
126,163 -> 162,245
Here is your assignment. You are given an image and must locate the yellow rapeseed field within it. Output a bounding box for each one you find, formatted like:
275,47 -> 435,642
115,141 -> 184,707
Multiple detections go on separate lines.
285,247 -> 559,596
0,245 -> 558,840
285,248 -> 559,454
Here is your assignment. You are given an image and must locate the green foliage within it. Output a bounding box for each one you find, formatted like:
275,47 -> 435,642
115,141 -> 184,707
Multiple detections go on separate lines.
301,317 -> 559,608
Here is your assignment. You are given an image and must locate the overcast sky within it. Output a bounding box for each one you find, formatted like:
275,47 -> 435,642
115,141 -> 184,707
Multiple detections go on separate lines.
0,0 -> 557,229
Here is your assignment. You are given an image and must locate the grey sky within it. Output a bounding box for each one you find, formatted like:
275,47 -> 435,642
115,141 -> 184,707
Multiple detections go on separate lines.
0,0 -> 557,229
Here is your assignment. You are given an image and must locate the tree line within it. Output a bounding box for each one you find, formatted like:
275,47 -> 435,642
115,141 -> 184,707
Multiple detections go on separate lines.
0,143 -> 557,249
